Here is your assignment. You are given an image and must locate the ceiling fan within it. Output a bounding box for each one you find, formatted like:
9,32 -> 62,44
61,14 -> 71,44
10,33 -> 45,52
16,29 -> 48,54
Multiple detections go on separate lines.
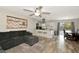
23,6 -> 51,17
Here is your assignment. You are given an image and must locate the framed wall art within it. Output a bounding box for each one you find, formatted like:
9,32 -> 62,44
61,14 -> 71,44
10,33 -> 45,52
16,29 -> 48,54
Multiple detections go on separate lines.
7,16 -> 27,29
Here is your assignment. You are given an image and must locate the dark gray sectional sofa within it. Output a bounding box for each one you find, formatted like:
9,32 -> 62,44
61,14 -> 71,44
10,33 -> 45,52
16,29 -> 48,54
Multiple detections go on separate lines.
0,31 -> 39,50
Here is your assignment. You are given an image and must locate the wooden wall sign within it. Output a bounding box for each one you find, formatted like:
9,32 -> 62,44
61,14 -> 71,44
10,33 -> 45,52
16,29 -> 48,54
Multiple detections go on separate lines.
7,16 -> 27,29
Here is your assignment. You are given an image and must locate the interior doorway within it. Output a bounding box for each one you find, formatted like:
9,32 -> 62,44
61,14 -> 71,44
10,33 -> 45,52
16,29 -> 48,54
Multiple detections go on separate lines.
57,22 -> 65,52
58,22 -> 65,40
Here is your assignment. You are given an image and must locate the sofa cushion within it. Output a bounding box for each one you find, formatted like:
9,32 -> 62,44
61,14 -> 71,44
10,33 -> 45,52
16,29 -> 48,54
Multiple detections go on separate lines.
0,32 -> 10,41
24,36 -> 39,46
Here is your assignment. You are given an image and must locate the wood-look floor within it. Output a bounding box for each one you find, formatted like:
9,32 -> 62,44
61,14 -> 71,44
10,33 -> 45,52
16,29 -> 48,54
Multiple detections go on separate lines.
6,37 -> 79,53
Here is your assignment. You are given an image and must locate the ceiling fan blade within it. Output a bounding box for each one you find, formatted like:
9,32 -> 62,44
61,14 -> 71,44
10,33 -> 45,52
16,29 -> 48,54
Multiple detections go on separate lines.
24,9 -> 33,12
42,12 -> 51,14
30,14 -> 34,16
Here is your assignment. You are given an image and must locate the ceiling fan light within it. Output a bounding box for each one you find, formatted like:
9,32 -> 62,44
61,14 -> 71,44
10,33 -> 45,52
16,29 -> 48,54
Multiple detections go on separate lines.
34,8 -> 41,16
34,12 -> 40,16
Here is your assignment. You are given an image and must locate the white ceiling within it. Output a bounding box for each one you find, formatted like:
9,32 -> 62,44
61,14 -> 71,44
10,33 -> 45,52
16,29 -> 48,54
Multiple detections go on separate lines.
0,6 -> 79,20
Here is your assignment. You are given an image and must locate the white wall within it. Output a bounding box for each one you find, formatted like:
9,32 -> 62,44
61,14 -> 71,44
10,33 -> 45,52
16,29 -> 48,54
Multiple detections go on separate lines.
0,11 -> 37,33
0,13 -> 7,32
26,17 -> 37,33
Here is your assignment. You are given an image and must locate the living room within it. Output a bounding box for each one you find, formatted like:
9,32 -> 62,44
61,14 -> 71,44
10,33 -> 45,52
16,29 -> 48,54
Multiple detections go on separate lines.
0,6 -> 79,53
